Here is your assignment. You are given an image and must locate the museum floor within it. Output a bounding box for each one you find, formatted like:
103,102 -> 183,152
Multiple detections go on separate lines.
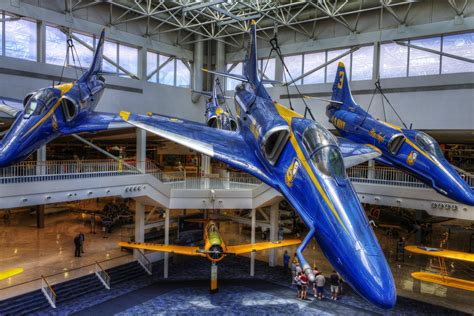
0,210 -> 473,314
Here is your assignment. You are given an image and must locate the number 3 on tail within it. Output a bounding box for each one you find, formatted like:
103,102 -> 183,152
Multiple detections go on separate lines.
338,71 -> 344,89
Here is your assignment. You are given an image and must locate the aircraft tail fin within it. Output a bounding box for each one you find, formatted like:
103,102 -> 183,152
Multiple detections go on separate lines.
331,62 -> 358,110
243,20 -> 259,85
81,28 -> 105,80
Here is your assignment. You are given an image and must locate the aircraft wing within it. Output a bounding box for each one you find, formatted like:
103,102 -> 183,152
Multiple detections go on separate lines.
60,112 -> 131,135
0,268 -> 24,281
405,245 -> 474,263
337,137 -> 382,168
0,97 -> 23,117
119,111 -> 275,186
226,239 -> 301,254
119,241 -> 205,257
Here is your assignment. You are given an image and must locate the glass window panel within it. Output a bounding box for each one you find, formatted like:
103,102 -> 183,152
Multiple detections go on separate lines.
380,43 -> 408,78
176,59 -> 191,88
409,37 -> 441,76
303,52 -> 325,84
45,26 -> 66,65
442,32 -> 474,74
226,62 -> 242,91
326,49 -> 351,82
72,32 -> 94,68
351,45 -> 374,81
103,41 -> 117,73
283,55 -> 303,85
147,51 -> 158,83
159,55 -> 175,86
0,18 -> 2,53
119,44 -> 138,76
5,18 -> 37,61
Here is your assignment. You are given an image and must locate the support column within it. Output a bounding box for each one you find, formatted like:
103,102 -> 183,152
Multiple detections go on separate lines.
415,209 -> 423,244
368,160 -> 375,179
138,46 -> 147,81
250,208 -> 256,276
136,128 -> 146,173
164,208 -> 170,278
134,201 -> 145,259
36,205 -> 45,228
36,145 -> 46,175
269,203 -> 279,267
216,40 -> 226,83
274,53 -> 284,82
192,34 -> 204,103
201,154 -> 211,189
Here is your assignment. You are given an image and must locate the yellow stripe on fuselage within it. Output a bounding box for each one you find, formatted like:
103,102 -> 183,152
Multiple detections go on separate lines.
22,83 -> 74,139
273,102 -> 349,234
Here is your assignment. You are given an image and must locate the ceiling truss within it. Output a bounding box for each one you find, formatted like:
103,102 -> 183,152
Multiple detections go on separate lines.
63,1 -> 449,47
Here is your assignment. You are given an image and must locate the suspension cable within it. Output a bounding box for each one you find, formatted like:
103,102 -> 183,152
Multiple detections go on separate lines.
270,36 -> 315,120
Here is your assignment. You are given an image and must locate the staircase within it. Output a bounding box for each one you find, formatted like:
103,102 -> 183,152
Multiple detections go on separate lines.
0,290 -> 49,315
52,274 -> 104,304
107,261 -> 148,287
0,261 -> 148,315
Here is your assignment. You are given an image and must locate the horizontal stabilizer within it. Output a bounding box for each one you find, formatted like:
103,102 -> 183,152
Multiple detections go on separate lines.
304,95 -> 343,104
337,137 -> 381,168
0,97 -> 23,117
202,68 -> 249,83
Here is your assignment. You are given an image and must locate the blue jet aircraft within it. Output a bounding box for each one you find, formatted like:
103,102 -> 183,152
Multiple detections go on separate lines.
326,63 -> 474,206
119,22 -> 396,309
0,29 -> 127,168
192,77 -> 238,131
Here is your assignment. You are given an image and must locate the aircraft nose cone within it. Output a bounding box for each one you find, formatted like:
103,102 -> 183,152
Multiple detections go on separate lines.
360,254 -> 397,309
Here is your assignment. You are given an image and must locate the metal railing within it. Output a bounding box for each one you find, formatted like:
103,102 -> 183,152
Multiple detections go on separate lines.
0,253 -> 133,301
347,165 -> 428,188
136,249 -> 153,275
0,159 -> 471,189
95,261 -> 111,290
41,275 -> 56,309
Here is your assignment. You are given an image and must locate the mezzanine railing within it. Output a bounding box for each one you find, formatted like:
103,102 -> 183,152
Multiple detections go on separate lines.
0,160 -> 472,189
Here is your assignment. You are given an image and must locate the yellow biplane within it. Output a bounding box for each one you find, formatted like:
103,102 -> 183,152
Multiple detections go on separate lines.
120,219 -> 300,263
405,245 -> 474,291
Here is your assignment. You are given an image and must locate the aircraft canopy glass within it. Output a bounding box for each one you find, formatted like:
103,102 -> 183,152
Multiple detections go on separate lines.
24,88 -> 59,118
415,132 -> 444,159
302,122 -> 346,179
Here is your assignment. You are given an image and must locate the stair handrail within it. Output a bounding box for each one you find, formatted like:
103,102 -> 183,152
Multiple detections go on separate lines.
136,249 -> 153,275
41,275 -> 56,308
95,261 -> 111,290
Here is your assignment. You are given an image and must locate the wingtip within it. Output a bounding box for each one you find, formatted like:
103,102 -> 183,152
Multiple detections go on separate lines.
251,19 -> 257,25
119,111 -> 131,121
201,68 -> 208,72
338,62 -> 345,67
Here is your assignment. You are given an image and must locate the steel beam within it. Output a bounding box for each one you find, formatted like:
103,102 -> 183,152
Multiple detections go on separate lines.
395,41 -> 474,64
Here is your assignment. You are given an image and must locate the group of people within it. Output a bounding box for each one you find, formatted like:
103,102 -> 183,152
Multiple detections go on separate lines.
286,252 -> 342,301
74,232 -> 85,257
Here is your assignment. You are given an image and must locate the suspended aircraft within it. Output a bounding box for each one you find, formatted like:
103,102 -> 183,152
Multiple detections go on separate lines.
405,245 -> 474,291
119,21 -> 396,309
0,29 -> 128,168
322,64 -> 474,206
192,77 -> 238,131
119,219 -> 300,263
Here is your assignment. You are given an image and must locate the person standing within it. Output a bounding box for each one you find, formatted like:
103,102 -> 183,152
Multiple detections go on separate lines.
295,271 -> 302,299
300,272 -> 309,300
79,232 -> 85,254
74,234 -> 81,257
330,270 -> 340,300
283,251 -> 290,272
315,272 -> 325,300
291,253 -> 298,284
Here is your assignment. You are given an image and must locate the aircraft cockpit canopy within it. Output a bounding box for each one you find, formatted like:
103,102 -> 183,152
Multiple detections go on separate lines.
415,131 -> 444,160
302,122 -> 346,179
23,88 -> 60,119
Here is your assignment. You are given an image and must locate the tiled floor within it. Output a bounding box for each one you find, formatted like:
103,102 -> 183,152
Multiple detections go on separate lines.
0,208 -> 473,313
